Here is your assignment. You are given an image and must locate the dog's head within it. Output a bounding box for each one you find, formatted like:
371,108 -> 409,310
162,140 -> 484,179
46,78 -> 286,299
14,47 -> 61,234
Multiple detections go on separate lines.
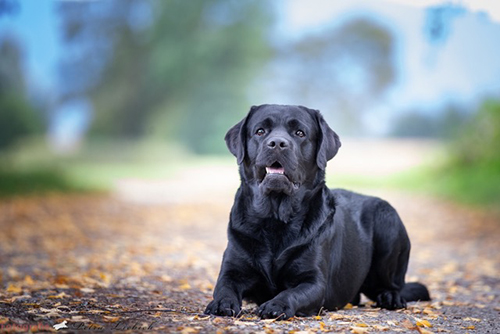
225,104 -> 341,196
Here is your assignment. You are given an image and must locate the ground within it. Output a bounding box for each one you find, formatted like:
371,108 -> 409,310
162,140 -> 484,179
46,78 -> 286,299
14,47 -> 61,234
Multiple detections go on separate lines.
0,140 -> 499,333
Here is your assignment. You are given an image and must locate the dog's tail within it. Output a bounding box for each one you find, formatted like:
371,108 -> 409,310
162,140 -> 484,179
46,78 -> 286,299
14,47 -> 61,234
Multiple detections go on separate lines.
401,282 -> 431,302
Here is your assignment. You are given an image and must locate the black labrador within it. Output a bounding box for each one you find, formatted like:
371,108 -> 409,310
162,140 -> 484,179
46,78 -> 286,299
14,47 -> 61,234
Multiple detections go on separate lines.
205,104 -> 430,319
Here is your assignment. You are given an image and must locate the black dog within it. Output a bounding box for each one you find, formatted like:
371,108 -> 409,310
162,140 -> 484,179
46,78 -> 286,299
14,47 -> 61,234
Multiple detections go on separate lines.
205,104 -> 430,319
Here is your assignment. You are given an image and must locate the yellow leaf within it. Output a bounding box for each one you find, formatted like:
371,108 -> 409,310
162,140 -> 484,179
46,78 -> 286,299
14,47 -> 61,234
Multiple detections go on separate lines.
181,327 -> 200,334
330,314 -> 347,320
313,315 -> 322,320
350,326 -> 369,334
179,282 -> 191,290
6,283 -> 22,293
48,292 -> 69,299
23,275 -> 35,285
416,327 -> 434,334
415,318 -> 432,328
354,323 -> 368,327
103,316 -> 120,323
373,324 -> 390,331
464,325 -> 475,330
344,303 -> 354,309
423,308 -> 436,316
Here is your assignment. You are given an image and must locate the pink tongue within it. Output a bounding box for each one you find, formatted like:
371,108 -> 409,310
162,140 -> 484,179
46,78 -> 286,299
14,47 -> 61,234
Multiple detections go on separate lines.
266,166 -> 285,174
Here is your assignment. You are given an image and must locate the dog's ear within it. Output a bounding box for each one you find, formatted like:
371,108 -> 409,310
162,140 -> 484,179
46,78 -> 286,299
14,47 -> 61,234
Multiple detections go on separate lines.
314,110 -> 341,170
225,105 -> 259,164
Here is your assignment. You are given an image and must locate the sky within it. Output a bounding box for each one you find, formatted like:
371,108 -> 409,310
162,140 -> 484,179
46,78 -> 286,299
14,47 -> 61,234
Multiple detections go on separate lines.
275,0 -> 500,132
0,0 -> 60,92
1,0 -> 500,138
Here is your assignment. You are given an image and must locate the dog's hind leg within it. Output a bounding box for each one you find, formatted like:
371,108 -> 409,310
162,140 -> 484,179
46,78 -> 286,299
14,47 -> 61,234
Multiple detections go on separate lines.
349,292 -> 361,306
360,200 -> 411,310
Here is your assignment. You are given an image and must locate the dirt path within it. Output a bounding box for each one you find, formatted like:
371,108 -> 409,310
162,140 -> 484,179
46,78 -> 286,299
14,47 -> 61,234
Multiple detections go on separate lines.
0,140 -> 499,333
0,188 -> 498,333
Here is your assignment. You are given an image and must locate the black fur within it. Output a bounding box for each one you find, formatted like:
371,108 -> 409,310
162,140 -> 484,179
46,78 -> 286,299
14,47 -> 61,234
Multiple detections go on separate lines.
205,104 -> 430,319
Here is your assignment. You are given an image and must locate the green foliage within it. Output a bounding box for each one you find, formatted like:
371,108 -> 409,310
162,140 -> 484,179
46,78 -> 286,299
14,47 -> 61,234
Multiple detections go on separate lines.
390,105 -> 469,139
58,0 -> 273,154
285,18 -> 395,134
0,167 -> 82,198
0,36 -> 43,150
437,99 -> 500,206
0,94 -> 42,150
450,99 -> 500,167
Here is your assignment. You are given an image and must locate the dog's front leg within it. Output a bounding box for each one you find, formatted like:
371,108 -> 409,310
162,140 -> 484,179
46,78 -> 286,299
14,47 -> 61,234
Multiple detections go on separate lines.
258,281 -> 326,320
205,253 -> 254,317
205,278 -> 242,317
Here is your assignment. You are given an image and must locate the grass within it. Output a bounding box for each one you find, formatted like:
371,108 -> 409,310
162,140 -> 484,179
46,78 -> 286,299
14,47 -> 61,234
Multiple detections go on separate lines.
424,164 -> 500,207
0,138 -> 235,199
328,164 -> 500,210
0,167 -> 88,198
2,137 -> 499,210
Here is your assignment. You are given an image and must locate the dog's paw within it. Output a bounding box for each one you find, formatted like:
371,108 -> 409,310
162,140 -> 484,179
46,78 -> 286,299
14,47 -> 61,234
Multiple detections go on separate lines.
376,291 -> 407,310
204,297 -> 241,317
258,300 -> 294,320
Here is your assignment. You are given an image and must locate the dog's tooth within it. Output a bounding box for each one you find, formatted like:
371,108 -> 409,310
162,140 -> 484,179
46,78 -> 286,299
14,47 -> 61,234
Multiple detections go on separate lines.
265,166 -> 285,174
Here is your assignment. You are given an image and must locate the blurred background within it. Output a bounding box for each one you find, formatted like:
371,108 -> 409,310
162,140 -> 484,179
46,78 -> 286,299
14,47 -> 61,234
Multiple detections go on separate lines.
0,0 -> 499,208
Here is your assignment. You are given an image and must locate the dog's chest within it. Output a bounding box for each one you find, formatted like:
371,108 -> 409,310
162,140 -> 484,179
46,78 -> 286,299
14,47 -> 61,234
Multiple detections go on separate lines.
252,221 -> 302,287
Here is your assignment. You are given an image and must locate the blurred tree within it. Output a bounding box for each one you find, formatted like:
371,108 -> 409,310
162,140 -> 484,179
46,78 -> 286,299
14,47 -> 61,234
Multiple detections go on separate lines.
270,18 -> 395,134
390,105 -> 469,138
434,98 -> 500,206
58,0 -> 273,153
0,37 -> 42,150
452,99 -> 500,167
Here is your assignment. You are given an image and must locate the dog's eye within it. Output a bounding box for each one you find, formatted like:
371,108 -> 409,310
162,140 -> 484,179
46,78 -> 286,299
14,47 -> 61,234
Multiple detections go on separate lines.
256,128 -> 265,136
296,130 -> 305,138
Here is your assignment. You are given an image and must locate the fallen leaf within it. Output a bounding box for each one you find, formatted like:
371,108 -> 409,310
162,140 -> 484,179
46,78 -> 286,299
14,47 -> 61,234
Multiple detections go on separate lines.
6,283 -> 22,293
35,308 -> 62,318
351,326 -> 369,334
373,324 -> 390,331
402,319 -> 416,330
103,315 -> 120,323
69,315 -> 91,322
48,292 -> 69,299
415,317 -> 433,328
330,313 -> 349,321
7,294 -> 32,302
23,275 -> 35,286
354,323 -> 369,327
179,282 -> 191,290
417,327 -> 434,334
181,327 -> 200,334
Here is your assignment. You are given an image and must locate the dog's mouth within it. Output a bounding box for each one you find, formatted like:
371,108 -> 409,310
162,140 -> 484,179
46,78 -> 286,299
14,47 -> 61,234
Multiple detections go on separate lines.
265,161 -> 285,175
258,161 -> 300,192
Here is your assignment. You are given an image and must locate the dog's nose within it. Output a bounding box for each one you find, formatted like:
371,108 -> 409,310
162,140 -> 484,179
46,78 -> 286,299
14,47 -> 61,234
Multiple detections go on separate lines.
267,137 -> 290,149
